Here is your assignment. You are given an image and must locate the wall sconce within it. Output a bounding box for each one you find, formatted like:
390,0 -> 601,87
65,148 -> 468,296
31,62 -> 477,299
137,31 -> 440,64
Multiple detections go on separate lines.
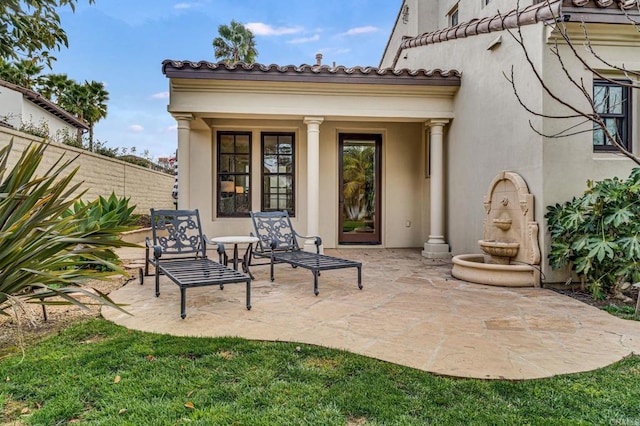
402,5 -> 409,24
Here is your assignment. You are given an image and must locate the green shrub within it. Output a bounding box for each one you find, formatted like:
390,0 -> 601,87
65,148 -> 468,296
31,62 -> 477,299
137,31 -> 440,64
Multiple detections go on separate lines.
0,139 -> 135,316
61,193 -> 137,270
545,168 -> 640,299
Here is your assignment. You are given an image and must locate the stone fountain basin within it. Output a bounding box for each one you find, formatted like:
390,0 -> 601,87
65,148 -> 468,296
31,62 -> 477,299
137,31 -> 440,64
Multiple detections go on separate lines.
451,254 -> 537,287
478,240 -> 519,258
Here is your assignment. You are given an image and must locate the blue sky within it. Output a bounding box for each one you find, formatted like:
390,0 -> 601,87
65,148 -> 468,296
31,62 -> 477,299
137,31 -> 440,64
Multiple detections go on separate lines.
50,0 -> 402,160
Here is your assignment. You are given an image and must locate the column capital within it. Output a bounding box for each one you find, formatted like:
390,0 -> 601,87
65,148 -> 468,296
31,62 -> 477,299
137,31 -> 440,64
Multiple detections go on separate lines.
426,119 -> 450,128
304,116 -> 325,126
173,113 -> 194,123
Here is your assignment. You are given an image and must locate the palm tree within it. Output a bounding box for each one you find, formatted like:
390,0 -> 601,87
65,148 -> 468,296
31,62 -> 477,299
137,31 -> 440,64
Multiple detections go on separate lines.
13,59 -> 44,89
37,73 -> 73,103
58,80 -> 109,150
342,146 -> 375,221
58,81 -> 89,144
212,20 -> 258,64
0,59 -> 20,84
82,80 -> 109,150
0,59 -> 43,89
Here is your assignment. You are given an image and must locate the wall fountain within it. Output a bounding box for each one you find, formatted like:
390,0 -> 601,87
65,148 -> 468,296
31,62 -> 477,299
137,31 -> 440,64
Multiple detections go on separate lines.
451,171 -> 541,287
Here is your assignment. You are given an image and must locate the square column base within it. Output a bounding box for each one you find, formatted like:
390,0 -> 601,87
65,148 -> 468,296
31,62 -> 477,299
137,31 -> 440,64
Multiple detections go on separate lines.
422,242 -> 451,259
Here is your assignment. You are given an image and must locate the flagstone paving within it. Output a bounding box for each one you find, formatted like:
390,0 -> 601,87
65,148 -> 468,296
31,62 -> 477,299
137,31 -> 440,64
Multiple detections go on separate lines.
102,248 -> 640,380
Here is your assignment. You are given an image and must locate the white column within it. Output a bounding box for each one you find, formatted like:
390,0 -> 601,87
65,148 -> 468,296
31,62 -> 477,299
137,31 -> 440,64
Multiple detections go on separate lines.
175,114 -> 193,210
423,119 -> 451,259
303,117 -> 324,252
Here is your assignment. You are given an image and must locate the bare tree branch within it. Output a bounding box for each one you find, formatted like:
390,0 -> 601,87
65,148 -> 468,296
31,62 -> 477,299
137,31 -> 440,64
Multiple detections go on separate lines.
502,0 -> 640,165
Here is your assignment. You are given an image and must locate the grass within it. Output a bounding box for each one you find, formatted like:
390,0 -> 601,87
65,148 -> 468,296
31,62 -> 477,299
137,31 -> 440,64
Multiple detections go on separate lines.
603,304 -> 638,320
2,319 -> 640,425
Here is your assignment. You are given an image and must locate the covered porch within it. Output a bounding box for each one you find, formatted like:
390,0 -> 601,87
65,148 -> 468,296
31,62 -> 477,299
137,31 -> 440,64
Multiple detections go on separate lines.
162,61 -> 459,257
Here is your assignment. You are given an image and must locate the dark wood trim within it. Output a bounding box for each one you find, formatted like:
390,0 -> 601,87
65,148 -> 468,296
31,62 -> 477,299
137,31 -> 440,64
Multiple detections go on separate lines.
338,133 -> 382,245
260,131 -> 296,216
593,79 -> 632,152
216,131 -> 252,218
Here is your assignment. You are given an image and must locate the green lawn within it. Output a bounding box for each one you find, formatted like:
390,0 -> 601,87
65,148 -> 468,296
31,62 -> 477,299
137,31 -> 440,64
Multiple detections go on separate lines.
2,319 -> 640,425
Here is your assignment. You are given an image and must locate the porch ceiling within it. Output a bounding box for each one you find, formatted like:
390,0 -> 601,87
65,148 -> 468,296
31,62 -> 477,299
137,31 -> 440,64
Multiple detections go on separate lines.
163,61 -> 460,122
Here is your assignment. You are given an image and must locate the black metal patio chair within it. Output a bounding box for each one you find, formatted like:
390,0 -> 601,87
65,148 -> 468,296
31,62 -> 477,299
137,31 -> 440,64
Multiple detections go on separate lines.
142,208 -> 251,318
250,210 -> 362,295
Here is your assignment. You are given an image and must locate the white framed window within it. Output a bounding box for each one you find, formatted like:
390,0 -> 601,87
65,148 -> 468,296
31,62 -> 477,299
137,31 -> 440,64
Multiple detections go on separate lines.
448,3 -> 459,26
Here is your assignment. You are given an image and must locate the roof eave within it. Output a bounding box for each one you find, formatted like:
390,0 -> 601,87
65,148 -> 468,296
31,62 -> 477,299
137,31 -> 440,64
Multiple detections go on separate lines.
162,60 -> 461,87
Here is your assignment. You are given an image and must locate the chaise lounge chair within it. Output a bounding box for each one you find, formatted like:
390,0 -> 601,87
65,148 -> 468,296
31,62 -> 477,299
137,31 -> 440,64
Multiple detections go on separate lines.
250,210 -> 362,295
142,209 -> 251,318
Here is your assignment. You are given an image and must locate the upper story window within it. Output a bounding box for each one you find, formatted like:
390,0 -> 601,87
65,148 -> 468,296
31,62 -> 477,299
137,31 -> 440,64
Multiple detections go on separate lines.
449,6 -> 460,27
262,132 -> 295,216
217,131 -> 251,217
593,79 -> 632,152
449,4 -> 459,26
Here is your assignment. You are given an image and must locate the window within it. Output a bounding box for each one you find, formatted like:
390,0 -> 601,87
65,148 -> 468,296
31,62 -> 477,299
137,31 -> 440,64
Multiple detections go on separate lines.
217,131 -> 251,217
449,5 -> 459,26
593,80 -> 631,152
262,132 -> 295,215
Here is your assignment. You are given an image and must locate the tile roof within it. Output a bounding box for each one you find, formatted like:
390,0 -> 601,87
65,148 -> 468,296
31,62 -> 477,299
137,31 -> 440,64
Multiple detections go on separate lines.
392,0 -> 639,67
0,79 -> 89,130
400,1 -> 561,52
162,60 -> 461,86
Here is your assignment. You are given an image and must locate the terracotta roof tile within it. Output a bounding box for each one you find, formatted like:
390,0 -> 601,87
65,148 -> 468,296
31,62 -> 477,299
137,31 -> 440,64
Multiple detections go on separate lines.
162,60 -> 461,86
393,0 -> 639,67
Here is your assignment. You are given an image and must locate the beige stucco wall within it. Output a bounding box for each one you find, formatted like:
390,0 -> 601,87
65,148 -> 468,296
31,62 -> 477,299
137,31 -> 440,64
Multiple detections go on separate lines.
392,25 -> 547,269
540,23 -> 639,281
184,118 -> 426,248
385,19 -> 640,283
380,0 -> 540,64
0,127 -> 175,214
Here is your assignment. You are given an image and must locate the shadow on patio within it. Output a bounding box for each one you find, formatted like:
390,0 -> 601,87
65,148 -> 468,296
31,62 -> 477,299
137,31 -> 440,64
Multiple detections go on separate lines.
103,248 -> 640,380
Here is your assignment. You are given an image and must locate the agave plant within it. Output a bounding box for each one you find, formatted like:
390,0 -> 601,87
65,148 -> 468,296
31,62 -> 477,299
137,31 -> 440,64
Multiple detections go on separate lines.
61,193 -> 137,270
0,139 -> 136,316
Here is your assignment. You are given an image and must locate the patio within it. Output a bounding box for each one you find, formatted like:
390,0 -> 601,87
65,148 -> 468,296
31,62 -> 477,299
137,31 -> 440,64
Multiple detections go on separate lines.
102,248 -> 640,380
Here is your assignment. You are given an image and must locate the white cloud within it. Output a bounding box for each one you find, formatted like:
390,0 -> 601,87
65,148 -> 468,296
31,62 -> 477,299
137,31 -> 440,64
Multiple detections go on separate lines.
174,2 -> 193,9
287,34 -> 320,44
339,26 -> 379,36
166,125 -> 178,132
151,91 -> 170,100
245,22 -> 303,36
129,124 -> 145,132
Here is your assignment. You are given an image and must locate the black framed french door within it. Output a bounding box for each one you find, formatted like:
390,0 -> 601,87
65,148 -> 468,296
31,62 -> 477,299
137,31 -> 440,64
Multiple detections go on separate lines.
338,133 -> 382,244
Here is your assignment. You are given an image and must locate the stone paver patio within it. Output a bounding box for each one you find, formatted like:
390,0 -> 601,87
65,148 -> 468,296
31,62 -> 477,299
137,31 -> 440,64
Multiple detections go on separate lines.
103,248 -> 640,380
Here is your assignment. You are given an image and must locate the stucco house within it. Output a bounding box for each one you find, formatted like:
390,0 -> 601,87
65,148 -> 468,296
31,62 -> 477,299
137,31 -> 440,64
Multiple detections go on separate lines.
0,79 -> 88,140
162,0 -> 639,285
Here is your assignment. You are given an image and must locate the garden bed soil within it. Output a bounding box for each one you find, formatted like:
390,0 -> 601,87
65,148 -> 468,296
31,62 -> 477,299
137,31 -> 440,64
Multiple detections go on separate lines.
0,272 -> 134,356
550,286 -> 639,311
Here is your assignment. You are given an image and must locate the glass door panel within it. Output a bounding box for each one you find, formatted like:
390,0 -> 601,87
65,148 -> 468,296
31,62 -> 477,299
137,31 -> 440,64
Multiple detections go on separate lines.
338,134 -> 381,244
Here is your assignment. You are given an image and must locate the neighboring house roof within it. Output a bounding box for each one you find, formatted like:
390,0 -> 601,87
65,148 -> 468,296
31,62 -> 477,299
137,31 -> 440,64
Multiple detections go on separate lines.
162,61 -> 461,87
0,79 -> 89,130
391,0 -> 640,68
0,120 -> 15,130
